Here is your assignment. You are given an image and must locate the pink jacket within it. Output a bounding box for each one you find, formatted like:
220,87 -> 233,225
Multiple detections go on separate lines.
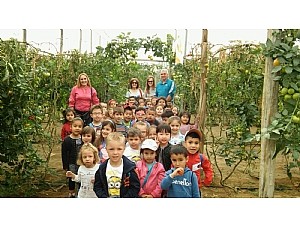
136,159 -> 165,198
69,86 -> 99,112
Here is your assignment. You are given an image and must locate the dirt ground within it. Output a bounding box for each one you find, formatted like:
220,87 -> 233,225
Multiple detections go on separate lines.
37,125 -> 300,198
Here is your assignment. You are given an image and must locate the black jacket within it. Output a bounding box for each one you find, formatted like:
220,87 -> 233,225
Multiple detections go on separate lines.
61,136 -> 82,170
157,143 -> 173,171
93,155 -> 140,198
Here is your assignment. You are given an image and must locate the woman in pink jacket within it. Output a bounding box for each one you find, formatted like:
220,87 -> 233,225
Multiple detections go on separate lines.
69,73 -> 100,126
136,139 -> 165,198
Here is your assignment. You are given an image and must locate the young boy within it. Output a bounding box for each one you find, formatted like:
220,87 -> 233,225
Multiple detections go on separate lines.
160,145 -> 200,198
89,104 -> 103,136
146,107 -> 160,126
133,121 -> 148,143
161,109 -> 174,124
183,128 -> 213,189
93,132 -> 140,198
112,106 -> 127,138
156,123 -> 173,171
124,127 -> 142,163
123,105 -> 133,130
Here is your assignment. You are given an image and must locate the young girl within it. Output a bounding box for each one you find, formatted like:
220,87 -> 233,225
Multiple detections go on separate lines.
95,120 -> 116,163
179,110 -> 198,135
155,105 -> 164,123
66,143 -> 100,198
61,117 -> 84,198
136,139 -> 165,198
168,116 -> 185,145
148,125 -> 157,141
81,126 -> 96,145
61,108 -> 76,141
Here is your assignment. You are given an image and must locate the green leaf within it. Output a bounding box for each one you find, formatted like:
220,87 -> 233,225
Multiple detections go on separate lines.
285,66 -> 293,74
292,150 -> 299,160
280,43 -> 290,51
285,53 -> 293,58
282,109 -> 288,116
293,58 -> 300,66
272,66 -> 282,73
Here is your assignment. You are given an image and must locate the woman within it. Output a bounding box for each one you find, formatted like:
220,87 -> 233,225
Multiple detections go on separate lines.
144,75 -> 156,99
69,73 -> 100,126
125,78 -> 144,99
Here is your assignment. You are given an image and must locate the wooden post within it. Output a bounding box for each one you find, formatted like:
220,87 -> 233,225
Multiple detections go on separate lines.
79,29 -> 82,53
22,29 -> 27,43
196,29 -> 208,153
59,29 -> 63,54
259,29 -> 278,197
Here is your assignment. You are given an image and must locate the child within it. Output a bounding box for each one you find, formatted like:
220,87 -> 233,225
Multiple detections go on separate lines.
133,121 -> 148,142
146,107 -> 160,126
136,139 -> 165,198
66,143 -> 100,198
81,126 -> 96,145
168,116 -> 185,145
179,110 -> 197,135
61,108 -> 76,141
156,97 -> 167,109
113,106 -> 127,138
156,123 -> 173,171
89,104 -> 103,136
183,128 -> 213,190
127,96 -> 137,107
172,106 -> 179,116
95,120 -> 116,163
151,96 -> 158,107
100,102 -> 108,116
148,125 -> 157,141
155,105 -> 164,123
161,145 -> 200,198
93,132 -> 140,198
137,97 -> 146,108
61,117 -> 84,198
124,127 -> 142,163
108,99 -> 117,108
161,110 -> 174,124
145,99 -> 152,109
132,107 -> 148,125
123,105 -> 133,130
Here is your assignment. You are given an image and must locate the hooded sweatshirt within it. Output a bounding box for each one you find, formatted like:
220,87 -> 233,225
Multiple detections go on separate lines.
161,167 -> 200,198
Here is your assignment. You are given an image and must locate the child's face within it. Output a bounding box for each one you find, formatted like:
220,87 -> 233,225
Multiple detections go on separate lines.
146,101 -> 152,108
151,98 -> 158,106
155,106 -> 163,116
101,124 -> 114,138
146,110 -> 156,122
181,114 -> 189,124
170,153 -> 188,169
172,107 -> 178,115
71,120 -> 83,136
184,137 -> 200,155
91,108 -> 103,123
157,130 -> 170,146
162,117 -> 169,124
124,110 -> 133,122
135,110 -> 146,122
157,99 -> 166,107
127,136 -> 141,150
109,101 -> 117,108
128,98 -> 136,106
106,140 -> 125,166
66,111 -> 75,122
114,112 -> 123,123
108,108 -> 114,118
142,149 -> 156,164
82,133 -> 93,144
82,149 -> 95,168
135,125 -> 147,142
148,129 -> 157,140
138,99 -> 145,107
101,103 -> 107,113
170,120 -> 181,135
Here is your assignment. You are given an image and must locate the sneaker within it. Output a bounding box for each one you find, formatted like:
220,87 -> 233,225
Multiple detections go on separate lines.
68,193 -> 76,198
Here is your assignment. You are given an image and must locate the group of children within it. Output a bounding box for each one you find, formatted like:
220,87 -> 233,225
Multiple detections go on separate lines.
61,96 -> 213,198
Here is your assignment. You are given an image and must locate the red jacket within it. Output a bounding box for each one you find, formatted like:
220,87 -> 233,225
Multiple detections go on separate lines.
61,122 -> 72,141
186,152 -> 213,188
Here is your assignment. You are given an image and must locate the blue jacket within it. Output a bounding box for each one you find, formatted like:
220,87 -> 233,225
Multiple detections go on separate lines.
161,167 -> 201,198
155,78 -> 176,100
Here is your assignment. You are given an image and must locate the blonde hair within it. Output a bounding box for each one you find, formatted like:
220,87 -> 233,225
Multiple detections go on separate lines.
76,73 -> 92,87
77,143 -> 100,166
168,116 -> 181,125
106,132 -> 126,146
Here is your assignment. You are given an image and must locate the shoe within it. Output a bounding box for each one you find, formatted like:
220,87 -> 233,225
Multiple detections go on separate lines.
68,193 -> 76,198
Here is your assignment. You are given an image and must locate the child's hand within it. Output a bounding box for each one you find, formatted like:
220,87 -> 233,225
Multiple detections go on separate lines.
66,171 -> 75,179
171,167 -> 184,178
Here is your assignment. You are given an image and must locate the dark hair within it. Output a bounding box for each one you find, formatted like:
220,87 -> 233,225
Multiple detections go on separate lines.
82,126 -> 96,144
185,132 -> 202,141
90,104 -> 103,114
156,97 -> 167,108
161,110 -> 174,118
124,105 -> 133,112
135,106 -> 146,114
62,108 -> 76,124
113,106 -> 124,114
179,111 -> 191,124
129,78 -> 140,89
101,120 -> 116,131
170,145 -> 188,158
156,123 -> 171,134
